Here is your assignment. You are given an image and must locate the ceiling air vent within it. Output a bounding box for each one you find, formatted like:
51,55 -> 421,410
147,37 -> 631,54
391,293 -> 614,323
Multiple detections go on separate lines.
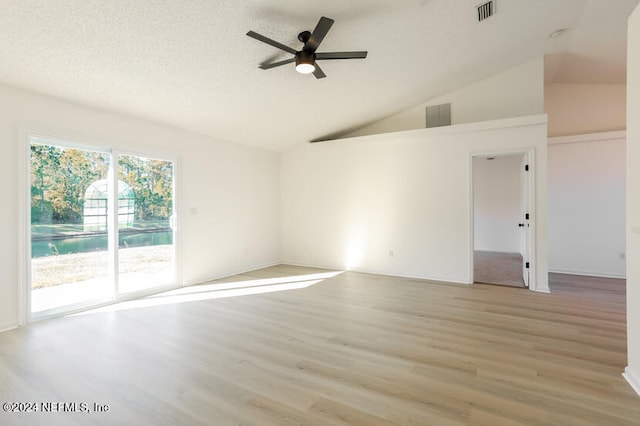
477,1 -> 495,22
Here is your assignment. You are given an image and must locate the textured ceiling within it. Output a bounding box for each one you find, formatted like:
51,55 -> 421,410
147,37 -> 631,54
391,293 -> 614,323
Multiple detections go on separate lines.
0,0 -> 637,151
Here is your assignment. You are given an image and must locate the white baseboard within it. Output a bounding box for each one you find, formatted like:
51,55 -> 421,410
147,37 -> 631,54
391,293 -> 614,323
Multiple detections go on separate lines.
281,260 -> 470,285
623,366 -> 640,397
279,260 -> 340,272
0,322 -> 18,334
182,261 -> 281,287
532,285 -> 551,293
351,267 -> 469,286
548,268 -> 626,279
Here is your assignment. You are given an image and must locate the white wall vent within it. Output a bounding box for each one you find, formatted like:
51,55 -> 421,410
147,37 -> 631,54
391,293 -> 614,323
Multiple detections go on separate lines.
477,1 -> 495,22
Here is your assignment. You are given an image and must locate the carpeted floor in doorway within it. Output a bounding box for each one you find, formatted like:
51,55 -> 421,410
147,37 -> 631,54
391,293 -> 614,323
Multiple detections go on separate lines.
474,251 -> 525,287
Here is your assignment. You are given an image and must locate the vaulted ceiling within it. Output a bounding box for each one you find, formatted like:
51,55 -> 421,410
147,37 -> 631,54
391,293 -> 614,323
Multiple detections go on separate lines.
0,0 -> 637,151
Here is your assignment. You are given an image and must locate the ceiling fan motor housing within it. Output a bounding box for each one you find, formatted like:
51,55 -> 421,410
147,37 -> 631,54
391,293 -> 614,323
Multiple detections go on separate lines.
296,50 -> 316,66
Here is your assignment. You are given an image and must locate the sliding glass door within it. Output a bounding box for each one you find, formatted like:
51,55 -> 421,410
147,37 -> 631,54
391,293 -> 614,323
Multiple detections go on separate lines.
29,136 -> 177,318
30,140 -> 113,314
117,154 -> 176,294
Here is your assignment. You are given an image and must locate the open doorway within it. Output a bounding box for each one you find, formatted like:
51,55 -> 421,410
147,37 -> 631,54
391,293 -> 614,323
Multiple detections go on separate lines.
472,153 -> 530,288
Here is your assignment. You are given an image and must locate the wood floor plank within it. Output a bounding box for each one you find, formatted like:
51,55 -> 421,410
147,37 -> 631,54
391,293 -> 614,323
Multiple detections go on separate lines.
0,267 -> 638,425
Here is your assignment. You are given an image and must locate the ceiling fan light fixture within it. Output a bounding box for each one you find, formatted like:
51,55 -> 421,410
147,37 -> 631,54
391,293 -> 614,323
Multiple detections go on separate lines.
295,51 -> 316,74
295,63 -> 315,74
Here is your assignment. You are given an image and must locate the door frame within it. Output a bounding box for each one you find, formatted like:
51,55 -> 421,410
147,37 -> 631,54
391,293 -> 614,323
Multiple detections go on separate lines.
469,148 -> 536,290
19,132 -> 182,324
519,155 -> 530,287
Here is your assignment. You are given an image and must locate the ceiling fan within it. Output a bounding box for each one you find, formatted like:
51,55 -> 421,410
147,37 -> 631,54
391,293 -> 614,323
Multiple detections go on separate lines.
247,16 -> 367,79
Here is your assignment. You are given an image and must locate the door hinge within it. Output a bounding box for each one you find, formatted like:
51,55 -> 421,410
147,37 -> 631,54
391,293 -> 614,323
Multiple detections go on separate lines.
525,164 -> 529,171
525,262 -> 530,269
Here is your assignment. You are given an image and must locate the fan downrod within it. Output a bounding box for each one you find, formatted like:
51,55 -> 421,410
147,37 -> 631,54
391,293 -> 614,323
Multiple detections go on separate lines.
298,31 -> 311,43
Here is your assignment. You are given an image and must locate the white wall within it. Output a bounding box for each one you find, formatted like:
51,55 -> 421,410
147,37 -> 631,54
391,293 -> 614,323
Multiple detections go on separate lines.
625,3 -> 640,396
281,115 -> 549,292
547,132 -> 626,278
473,155 -> 522,253
545,83 -> 626,137
0,83 -> 280,331
345,57 -> 544,138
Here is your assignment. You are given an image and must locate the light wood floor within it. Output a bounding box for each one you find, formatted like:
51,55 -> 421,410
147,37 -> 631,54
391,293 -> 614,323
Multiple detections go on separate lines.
1,265 -> 638,425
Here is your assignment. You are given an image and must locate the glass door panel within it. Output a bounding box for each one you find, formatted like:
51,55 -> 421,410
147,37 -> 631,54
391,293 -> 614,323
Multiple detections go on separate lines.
30,140 -> 112,315
117,154 -> 175,294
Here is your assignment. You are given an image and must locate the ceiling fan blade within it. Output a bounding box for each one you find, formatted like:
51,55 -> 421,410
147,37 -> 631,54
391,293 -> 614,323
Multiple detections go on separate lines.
312,63 -> 326,79
316,51 -> 368,60
259,57 -> 296,70
306,16 -> 334,52
247,31 -> 297,55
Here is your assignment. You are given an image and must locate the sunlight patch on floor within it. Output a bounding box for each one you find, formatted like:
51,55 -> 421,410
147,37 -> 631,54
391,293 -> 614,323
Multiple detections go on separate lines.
70,270 -> 343,315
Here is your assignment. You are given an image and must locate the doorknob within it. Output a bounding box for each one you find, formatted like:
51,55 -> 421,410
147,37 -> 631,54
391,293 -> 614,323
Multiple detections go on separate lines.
518,223 -> 525,227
